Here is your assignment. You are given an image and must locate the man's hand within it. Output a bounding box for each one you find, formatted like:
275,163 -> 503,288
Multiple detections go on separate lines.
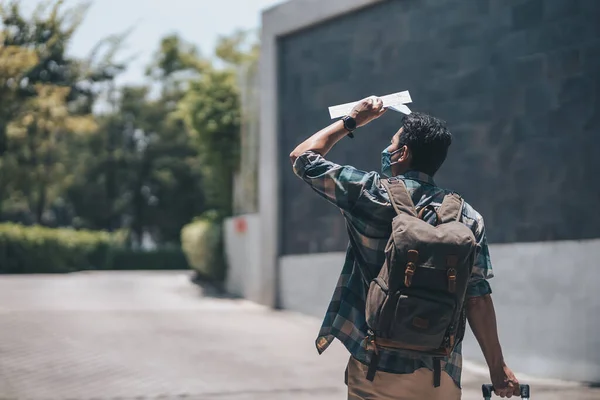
490,364 -> 520,398
349,96 -> 387,127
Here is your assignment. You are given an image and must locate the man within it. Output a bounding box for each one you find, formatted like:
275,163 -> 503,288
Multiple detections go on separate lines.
290,96 -> 520,399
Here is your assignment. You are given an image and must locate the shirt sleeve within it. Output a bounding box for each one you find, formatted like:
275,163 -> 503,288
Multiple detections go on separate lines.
466,211 -> 494,298
292,150 -> 372,212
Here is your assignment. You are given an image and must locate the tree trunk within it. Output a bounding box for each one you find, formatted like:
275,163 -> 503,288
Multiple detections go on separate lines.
105,127 -> 117,232
35,183 -> 46,224
0,123 -> 7,156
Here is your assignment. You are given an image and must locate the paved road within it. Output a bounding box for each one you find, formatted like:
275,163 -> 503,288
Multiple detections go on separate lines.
0,271 -> 597,400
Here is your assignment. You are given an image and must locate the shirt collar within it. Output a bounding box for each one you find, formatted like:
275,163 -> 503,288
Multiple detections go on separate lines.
401,170 -> 436,186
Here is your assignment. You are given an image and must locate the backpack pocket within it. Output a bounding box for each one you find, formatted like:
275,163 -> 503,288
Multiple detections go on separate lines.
389,294 -> 454,351
365,277 -> 390,334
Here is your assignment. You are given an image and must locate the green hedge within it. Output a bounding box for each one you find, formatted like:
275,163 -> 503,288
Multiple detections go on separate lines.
0,223 -> 118,273
0,223 -> 188,274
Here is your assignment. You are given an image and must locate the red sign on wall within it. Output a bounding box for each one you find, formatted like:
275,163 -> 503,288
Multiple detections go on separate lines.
235,218 -> 247,234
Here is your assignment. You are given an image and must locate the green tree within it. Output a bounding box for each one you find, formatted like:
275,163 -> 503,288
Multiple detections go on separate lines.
146,34 -> 208,80
5,83 -> 96,224
0,36 -> 38,219
68,34 -> 207,246
214,29 -> 259,66
0,2 -> 252,247
179,69 -> 240,218
0,0 -> 87,154
0,0 -> 126,223
178,30 -> 260,219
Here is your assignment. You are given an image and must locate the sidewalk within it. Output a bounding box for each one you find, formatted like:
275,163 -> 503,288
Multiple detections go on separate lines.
0,271 -> 597,399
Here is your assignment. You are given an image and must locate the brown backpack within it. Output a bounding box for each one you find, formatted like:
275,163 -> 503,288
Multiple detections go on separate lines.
364,177 -> 478,387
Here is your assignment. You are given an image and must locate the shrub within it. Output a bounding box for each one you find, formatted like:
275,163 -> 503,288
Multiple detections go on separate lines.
0,223 -> 121,274
180,211 -> 226,281
0,223 -> 188,273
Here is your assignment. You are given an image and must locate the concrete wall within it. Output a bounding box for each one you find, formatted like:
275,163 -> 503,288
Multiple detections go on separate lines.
276,0 -> 600,253
279,239 -> 600,383
223,214 -> 263,303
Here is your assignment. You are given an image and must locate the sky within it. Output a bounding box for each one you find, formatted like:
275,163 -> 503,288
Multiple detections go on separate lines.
20,0 -> 285,85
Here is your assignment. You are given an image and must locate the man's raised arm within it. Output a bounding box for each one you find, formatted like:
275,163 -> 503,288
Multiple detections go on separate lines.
289,96 -> 386,164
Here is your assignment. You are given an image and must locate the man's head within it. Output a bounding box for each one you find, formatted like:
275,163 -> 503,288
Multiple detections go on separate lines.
383,112 -> 452,177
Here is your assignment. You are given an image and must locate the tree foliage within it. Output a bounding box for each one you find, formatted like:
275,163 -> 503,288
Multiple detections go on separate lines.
178,29 -> 258,219
179,69 -> 240,218
0,0 -> 103,222
0,0 -> 255,249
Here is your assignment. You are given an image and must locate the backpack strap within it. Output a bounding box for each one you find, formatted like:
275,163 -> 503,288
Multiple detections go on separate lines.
433,358 -> 442,387
381,178 -> 417,217
438,192 -> 464,224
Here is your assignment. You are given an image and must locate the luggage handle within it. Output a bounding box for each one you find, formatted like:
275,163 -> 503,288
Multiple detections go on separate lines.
482,384 -> 530,400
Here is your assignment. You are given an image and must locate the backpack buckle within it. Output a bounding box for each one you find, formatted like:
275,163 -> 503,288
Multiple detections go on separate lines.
404,250 -> 419,287
405,262 -> 416,287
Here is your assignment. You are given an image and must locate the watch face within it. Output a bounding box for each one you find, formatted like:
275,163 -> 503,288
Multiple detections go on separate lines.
345,116 -> 357,130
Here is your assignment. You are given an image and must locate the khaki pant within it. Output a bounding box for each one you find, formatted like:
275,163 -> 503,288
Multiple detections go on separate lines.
346,356 -> 461,400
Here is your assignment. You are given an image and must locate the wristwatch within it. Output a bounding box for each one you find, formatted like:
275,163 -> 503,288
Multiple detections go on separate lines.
342,115 -> 357,138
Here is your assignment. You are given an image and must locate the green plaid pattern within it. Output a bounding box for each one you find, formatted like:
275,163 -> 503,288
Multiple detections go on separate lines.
293,151 -> 493,389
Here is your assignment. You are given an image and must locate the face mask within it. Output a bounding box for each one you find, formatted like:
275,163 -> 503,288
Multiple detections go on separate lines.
381,147 -> 403,178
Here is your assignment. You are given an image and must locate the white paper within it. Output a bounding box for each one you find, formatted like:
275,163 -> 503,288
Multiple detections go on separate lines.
388,104 -> 412,115
328,91 -> 412,119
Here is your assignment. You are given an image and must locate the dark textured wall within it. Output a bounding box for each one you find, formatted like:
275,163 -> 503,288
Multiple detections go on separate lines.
278,0 -> 600,255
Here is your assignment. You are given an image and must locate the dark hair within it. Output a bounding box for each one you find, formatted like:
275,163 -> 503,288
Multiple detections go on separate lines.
398,112 -> 452,176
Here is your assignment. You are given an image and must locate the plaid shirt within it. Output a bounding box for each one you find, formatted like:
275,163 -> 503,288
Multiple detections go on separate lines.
292,150 -> 493,389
